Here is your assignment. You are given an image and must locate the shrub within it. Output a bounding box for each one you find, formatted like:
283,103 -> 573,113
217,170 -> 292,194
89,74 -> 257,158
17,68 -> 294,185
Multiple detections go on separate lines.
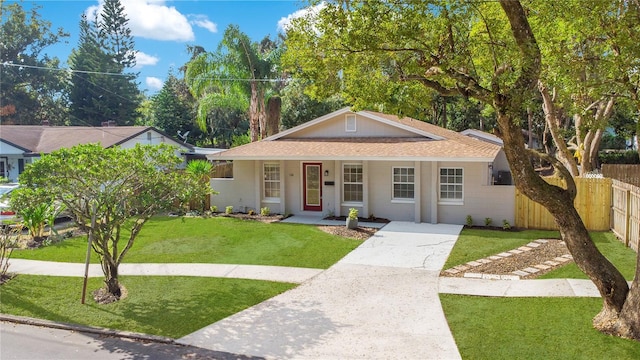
348,208 -> 358,220
210,205 -> 218,213
466,215 -> 473,227
260,207 -> 270,216
225,206 -> 233,214
248,209 -> 256,216
484,217 -> 493,227
502,219 -> 511,230
599,150 -> 639,164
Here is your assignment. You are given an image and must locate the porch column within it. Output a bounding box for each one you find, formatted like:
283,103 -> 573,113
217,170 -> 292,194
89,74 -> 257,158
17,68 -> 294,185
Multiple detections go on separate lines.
280,160 -> 286,214
431,162 -> 439,224
414,161 -> 421,223
362,160 -> 369,218
254,161 -> 261,213
334,161 -> 341,216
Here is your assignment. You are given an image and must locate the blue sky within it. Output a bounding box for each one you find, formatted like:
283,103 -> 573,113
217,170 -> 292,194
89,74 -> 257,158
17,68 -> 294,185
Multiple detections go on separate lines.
19,0 -> 311,94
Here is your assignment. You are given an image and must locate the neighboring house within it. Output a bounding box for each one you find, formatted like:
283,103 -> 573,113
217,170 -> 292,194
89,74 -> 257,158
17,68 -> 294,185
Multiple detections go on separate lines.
460,129 -> 504,147
0,125 -> 193,182
208,108 -> 515,225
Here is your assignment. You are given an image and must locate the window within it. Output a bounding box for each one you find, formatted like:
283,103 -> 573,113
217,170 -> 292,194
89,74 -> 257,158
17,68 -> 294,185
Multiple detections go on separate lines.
343,164 -> 363,202
345,114 -> 357,132
212,161 -> 233,178
393,167 -> 415,200
263,163 -> 280,198
440,168 -> 463,202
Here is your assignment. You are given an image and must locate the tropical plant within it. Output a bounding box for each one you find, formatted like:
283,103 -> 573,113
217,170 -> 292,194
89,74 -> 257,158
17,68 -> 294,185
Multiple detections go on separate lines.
0,223 -> 21,283
16,143 -> 206,300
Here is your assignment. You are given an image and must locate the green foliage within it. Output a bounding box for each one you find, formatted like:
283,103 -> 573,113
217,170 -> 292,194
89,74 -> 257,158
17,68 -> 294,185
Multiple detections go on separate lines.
599,150 -> 640,164
260,207 -> 270,216
348,208 -> 358,220
16,143 -> 206,296
231,131 -> 251,147
484,218 -> 492,227
280,79 -> 344,129
225,206 -> 233,214
248,209 -> 256,216
151,73 -> 201,141
210,205 -> 218,213
599,132 -> 627,150
0,225 -> 21,279
465,215 -> 473,227
502,219 -> 511,231
0,1 -> 69,125
68,0 -> 140,126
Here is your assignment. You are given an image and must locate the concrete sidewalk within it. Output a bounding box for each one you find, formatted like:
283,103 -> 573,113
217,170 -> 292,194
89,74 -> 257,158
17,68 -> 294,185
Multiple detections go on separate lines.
8,259 -> 323,284
178,222 -> 464,360
439,277 -> 602,297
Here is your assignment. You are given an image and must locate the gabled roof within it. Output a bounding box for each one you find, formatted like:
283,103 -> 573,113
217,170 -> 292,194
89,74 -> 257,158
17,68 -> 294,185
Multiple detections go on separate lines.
0,125 -> 193,155
209,108 -> 501,162
460,129 -> 504,146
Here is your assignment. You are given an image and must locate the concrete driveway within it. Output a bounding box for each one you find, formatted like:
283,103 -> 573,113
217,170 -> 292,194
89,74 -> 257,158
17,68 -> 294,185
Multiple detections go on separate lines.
178,222 -> 463,359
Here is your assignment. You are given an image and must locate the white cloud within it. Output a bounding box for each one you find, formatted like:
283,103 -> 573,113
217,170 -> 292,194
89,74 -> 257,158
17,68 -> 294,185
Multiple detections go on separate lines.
146,77 -> 164,91
134,51 -> 159,68
189,14 -> 217,33
87,0 -> 194,42
277,3 -> 326,33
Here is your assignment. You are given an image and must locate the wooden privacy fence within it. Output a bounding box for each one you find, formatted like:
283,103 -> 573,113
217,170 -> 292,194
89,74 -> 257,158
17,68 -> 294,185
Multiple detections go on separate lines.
515,177 -> 612,231
611,179 -> 640,251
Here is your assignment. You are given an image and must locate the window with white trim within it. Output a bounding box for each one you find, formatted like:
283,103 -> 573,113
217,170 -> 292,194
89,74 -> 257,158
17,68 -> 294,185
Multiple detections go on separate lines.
345,114 -> 357,132
263,163 -> 280,198
392,167 -> 415,200
439,168 -> 463,202
343,164 -> 363,202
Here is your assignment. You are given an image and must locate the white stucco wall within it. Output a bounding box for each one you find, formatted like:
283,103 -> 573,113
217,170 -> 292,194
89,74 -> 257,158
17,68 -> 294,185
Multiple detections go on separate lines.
210,161 -> 258,213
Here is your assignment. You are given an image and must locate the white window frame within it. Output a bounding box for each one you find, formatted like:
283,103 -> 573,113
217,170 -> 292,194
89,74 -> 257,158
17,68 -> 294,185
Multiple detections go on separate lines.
263,163 -> 281,200
342,163 -> 363,204
392,166 -> 415,202
345,114 -> 357,132
439,167 -> 464,205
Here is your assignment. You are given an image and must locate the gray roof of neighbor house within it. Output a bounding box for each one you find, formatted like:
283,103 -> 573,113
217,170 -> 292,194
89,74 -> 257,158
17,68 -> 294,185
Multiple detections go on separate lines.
208,109 -> 501,162
0,125 -> 193,156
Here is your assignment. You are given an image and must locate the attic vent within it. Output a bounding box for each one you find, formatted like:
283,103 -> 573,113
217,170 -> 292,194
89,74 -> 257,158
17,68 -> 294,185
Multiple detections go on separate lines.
345,114 -> 356,132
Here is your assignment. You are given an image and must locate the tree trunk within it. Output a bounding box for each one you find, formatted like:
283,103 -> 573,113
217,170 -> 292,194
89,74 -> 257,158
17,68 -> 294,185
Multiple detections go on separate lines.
104,261 -> 121,298
249,81 -> 260,142
538,81 -> 579,176
266,96 -> 281,137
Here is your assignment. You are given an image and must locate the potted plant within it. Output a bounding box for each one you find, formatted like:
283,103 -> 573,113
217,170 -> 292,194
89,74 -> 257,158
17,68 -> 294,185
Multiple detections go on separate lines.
346,208 -> 358,229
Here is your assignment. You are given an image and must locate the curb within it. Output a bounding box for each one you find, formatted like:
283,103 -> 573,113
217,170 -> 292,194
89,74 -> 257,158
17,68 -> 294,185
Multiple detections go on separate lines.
0,313 -> 175,345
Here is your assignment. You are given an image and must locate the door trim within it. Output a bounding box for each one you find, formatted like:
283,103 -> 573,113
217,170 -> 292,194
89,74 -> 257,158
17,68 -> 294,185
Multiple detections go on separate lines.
303,162 -> 322,211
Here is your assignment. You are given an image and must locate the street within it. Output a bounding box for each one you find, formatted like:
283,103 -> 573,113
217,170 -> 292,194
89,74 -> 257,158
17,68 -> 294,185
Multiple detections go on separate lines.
0,321 -> 257,360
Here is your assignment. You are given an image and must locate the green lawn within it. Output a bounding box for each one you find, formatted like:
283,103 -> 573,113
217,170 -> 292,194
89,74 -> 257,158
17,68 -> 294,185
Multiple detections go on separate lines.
11,216 -> 361,269
441,294 -> 640,359
0,275 -> 294,338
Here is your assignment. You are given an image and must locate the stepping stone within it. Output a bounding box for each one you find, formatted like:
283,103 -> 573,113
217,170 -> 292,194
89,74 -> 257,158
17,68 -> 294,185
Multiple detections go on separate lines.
522,267 -> 540,274
478,259 -> 492,264
463,272 -> 483,279
544,261 -> 560,266
512,270 -> 530,276
527,242 -> 541,248
466,261 -> 482,267
554,257 -> 570,262
444,268 -> 460,274
497,252 -> 513,257
500,275 -> 520,280
489,256 -> 503,261
562,254 -> 573,259
508,249 -> 524,254
518,246 -> 533,252
535,239 -> 549,243
534,264 -> 551,270
482,274 -> 502,280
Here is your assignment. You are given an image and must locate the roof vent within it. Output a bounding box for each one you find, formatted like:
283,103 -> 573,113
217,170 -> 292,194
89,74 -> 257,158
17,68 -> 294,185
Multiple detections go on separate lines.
101,121 -> 117,127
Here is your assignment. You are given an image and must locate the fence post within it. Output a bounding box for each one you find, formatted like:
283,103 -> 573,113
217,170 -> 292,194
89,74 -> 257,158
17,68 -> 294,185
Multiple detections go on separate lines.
624,189 -> 631,247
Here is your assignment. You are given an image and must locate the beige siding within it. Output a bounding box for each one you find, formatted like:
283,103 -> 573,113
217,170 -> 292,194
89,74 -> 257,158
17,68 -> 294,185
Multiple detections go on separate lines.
283,114 -> 417,139
436,162 -> 515,225
210,161 -> 258,213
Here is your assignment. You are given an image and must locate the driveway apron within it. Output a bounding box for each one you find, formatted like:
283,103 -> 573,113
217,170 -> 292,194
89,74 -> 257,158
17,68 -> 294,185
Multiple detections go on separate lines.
178,222 -> 463,359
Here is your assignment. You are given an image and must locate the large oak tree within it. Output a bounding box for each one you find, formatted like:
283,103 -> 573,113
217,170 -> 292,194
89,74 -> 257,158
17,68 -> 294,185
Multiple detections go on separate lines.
284,0 -> 640,340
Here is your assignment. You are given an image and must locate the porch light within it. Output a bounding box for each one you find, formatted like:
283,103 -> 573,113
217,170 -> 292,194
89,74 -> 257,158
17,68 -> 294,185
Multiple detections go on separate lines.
324,170 -> 329,177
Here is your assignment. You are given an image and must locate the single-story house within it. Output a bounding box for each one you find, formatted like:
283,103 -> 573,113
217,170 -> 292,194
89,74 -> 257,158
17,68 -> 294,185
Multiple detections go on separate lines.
0,125 -> 194,182
208,108 -> 516,225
